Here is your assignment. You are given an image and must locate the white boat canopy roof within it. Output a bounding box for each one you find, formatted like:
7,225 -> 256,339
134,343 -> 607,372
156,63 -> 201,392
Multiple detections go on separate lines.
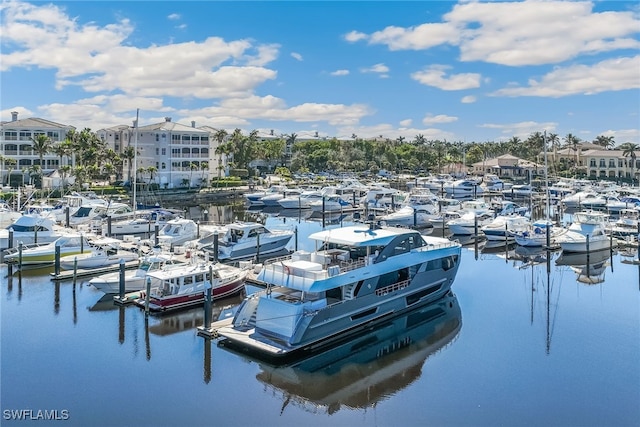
308,225 -> 415,247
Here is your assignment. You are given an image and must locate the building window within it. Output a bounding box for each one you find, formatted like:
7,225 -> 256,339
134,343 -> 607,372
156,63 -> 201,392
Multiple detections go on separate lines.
156,134 -> 159,142
162,162 -> 166,170
599,159 -> 605,167
4,131 -> 17,140
19,131 -> 31,140
590,160 -> 596,167
161,148 -> 166,155
46,131 -> 59,141
609,159 -> 615,168
619,159 -> 624,167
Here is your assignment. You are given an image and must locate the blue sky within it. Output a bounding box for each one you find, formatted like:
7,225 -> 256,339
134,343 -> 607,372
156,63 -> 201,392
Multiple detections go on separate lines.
1,0 -> 639,145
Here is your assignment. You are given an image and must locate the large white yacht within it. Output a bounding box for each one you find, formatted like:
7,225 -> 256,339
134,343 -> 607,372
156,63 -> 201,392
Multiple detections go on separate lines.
214,223 -> 462,362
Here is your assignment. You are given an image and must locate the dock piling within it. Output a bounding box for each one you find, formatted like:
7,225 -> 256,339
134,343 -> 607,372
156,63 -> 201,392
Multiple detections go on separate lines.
54,245 -> 61,276
144,277 -> 151,316
118,259 -> 125,299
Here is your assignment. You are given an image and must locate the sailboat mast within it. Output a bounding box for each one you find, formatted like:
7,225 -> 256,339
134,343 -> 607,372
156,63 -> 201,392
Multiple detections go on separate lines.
544,131 -> 550,221
132,108 -> 139,210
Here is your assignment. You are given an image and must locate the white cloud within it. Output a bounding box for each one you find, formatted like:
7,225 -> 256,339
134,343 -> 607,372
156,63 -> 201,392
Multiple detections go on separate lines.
411,65 -> 481,90
361,63 -> 389,74
330,69 -> 349,76
343,30 -> 367,42
291,52 -> 303,61
337,123 -> 455,141
167,13 -> 180,20
399,119 -> 412,127
347,0 -> 640,66
461,95 -> 476,104
480,120 -> 559,140
492,55 -> 640,97
422,114 -> 458,125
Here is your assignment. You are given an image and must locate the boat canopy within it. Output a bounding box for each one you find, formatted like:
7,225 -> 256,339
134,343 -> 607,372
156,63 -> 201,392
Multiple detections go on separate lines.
308,225 -> 417,248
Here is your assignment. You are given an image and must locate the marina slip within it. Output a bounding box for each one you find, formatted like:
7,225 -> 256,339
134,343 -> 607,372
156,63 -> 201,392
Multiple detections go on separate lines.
1,208 -> 638,427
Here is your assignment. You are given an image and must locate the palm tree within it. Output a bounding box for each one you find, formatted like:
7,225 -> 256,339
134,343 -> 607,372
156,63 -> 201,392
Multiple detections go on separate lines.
547,133 -> 560,175
147,166 -> 157,184
4,158 -> 16,187
122,146 -> 136,184
189,162 -> 198,187
594,135 -> 615,150
563,133 -> 581,175
30,134 -> 52,187
199,162 -> 208,188
620,142 -> 640,183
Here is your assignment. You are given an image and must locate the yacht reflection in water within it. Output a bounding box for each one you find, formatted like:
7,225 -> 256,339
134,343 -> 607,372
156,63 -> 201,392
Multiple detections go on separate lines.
252,292 -> 461,415
556,249 -> 612,285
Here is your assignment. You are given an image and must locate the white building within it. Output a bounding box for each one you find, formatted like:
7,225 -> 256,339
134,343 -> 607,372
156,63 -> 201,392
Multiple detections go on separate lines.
0,111 -> 75,187
98,117 -> 226,189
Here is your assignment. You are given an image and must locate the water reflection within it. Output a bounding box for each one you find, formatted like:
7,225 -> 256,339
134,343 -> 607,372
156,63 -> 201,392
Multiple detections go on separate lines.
251,292 -> 461,415
556,249 -> 612,284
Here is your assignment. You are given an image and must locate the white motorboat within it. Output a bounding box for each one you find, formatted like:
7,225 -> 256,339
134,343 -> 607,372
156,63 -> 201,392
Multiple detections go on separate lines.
512,220 -> 566,247
67,202 -> 133,227
50,192 -> 109,223
0,202 -> 21,229
444,179 -> 484,199
377,205 -> 438,228
154,218 -> 199,247
606,208 -> 639,239
560,190 -> 599,209
59,237 -> 139,270
3,233 -> 94,265
88,249 -> 184,293
261,188 -> 301,208
245,185 -> 288,206
0,214 -> 65,250
309,195 -> 354,213
124,260 -> 248,312
278,190 -> 324,209
101,209 -> 180,236
447,211 -> 495,236
556,211 -> 612,252
195,221 -> 294,261
214,224 -> 462,361
481,215 -> 530,241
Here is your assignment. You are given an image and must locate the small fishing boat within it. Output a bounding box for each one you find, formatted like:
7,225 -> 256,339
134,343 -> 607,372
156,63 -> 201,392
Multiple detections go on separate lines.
59,237 -> 139,270
556,211 -> 612,252
3,234 -> 94,265
88,248 -> 184,294
0,214 -> 64,250
129,261 -> 248,312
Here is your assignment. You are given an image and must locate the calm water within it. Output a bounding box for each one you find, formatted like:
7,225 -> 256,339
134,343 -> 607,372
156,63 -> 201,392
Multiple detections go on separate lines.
1,204 -> 639,427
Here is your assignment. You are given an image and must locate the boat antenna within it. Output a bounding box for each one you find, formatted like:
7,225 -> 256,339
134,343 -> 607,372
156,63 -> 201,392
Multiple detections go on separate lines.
132,108 -> 139,211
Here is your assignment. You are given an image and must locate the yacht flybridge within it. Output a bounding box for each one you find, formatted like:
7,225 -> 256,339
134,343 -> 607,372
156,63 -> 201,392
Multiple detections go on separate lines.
215,223 -> 462,362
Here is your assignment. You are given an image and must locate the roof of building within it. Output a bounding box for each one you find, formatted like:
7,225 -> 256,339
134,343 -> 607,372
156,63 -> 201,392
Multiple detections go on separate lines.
1,117 -> 74,129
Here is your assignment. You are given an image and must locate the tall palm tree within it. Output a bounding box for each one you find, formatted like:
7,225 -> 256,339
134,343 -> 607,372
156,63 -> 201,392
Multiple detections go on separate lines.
620,142 -> 640,183
30,134 -> 52,187
563,133 -> 581,173
122,146 -> 136,184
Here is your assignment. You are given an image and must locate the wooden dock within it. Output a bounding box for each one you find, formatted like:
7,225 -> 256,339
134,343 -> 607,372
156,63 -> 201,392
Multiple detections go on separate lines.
49,260 -> 140,281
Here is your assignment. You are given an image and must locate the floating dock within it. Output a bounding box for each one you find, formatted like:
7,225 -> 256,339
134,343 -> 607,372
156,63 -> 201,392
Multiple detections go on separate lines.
49,260 -> 140,281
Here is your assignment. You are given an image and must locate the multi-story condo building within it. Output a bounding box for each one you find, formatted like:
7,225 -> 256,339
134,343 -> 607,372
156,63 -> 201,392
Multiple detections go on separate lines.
97,117 -> 225,189
0,112 -> 75,187
547,145 -> 640,180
